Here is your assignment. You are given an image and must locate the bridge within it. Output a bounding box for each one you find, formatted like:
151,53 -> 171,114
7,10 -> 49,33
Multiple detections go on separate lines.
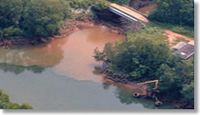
108,3 -> 149,24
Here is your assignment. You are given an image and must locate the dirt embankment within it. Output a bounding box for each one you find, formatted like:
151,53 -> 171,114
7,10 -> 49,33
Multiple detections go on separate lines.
163,30 -> 194,48
59,16 -> 126,37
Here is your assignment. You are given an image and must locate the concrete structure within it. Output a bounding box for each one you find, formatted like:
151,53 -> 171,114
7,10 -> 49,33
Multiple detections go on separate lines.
173,42 -> 194,59
109,3 -> 149,24
173,42 -> 187,51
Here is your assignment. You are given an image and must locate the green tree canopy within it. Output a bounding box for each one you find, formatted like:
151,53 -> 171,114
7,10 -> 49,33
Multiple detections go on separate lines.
107,0 -> 130,5
157,59 -> 194,104
0,0 -> 73,38
94,37 -> 194,105
0,0 -> 22,28
0,90 -> 32,109
95,37 -> 171,80
92,0 -> 109,11
149,0 -> 194,26
19,0 -> 66,37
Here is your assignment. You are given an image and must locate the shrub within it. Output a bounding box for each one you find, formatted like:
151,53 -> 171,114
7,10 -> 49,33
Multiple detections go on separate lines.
2,26 -> 23,37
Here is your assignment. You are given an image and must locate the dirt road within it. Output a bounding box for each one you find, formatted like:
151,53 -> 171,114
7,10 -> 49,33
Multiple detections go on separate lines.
163,30 -> 194,48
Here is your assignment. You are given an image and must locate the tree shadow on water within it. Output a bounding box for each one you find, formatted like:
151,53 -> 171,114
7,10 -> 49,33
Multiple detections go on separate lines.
0,63 -> 46,74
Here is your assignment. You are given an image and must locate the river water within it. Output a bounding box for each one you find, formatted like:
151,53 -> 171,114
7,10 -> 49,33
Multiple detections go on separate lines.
0,26 -> 174,110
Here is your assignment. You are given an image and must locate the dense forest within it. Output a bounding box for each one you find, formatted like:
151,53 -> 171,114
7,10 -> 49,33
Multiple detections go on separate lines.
0,0 -> 130,39
149,0 -> 194,26
0,90 -> 32,109
0,0 -> 77,38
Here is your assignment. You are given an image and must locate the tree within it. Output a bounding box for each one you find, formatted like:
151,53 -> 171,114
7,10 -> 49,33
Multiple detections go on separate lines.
0,90 -> 32,109
107,0 -> 130,5
0,0 -> 24,37
181,81 -> 194,104
149,0 -> 194,26
157,59 -> 194,104
1,26 -> 23,37
92,0 -> 109,11
67,0 -> 95,9
95,37 -> 171,80
0,0 -> 22,28
114,38 -> 171,80
94,37 -> 194,105
19,103 -> 33,109
19,0 -> 66,37
0,0 -> 73,38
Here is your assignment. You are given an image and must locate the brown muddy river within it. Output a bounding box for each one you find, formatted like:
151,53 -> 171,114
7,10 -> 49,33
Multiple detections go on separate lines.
0,26 -> 174,110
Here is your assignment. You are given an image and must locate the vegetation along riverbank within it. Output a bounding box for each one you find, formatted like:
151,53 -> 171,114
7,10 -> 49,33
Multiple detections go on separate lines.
93,0 -> 194,109
0,0 -> 128,48
0,0 -> 194,109
0,90 -> 32,109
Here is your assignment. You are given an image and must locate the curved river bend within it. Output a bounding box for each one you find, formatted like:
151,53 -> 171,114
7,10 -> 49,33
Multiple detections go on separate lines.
0,26 -> 174,110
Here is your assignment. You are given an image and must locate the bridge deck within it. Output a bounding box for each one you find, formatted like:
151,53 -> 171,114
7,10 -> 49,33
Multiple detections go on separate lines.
110,3 -> 149,23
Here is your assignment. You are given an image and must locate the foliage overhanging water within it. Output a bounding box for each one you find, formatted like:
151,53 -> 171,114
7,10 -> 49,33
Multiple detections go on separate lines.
0,26 -> 175,109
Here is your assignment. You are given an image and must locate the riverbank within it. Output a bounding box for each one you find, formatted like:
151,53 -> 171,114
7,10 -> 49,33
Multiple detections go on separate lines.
98,66 -> 194,109
99,67 -> 170,108
0,14 -> 193,109
0,16 -> 125,48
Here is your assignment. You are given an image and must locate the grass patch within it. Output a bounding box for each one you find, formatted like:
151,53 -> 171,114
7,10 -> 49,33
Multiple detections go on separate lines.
151,21 -> 194,38
126,25 -> 167,44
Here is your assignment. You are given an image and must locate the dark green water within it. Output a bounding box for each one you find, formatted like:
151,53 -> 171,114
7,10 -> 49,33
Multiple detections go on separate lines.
0,26 -> 175,110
